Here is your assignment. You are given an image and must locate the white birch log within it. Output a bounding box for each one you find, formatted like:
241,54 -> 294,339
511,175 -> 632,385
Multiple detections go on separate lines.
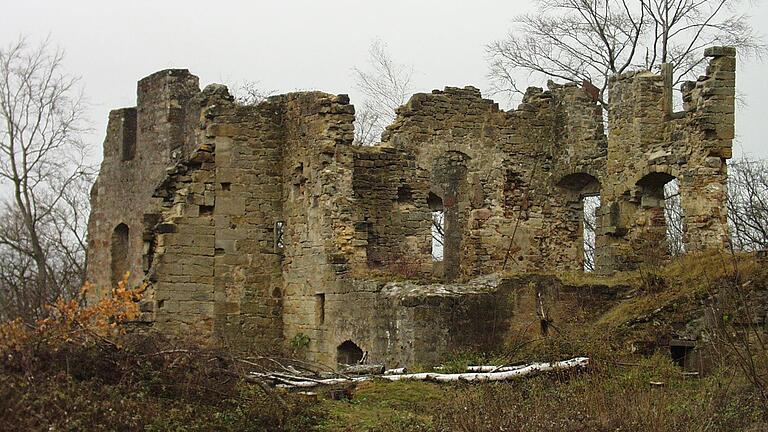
252,356 -> 589,388
466,364 -> 526,373
274,376 -> 370,389
384,367 -> 407,375
340,364 -> 385,375
381,357 -> 589,383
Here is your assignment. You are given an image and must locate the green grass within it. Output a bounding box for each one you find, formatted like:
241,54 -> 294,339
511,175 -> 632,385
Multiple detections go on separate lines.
317,381 -> 442,431
311,355 -> 765,432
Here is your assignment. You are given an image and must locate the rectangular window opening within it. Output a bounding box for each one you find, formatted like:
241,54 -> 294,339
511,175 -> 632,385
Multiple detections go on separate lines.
582,195 -> 600,272
432,210 -> 445,262
663,179 -> 685,256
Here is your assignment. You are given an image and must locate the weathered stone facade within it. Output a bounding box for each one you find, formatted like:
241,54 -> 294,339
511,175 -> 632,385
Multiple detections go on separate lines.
86,48 -> 735,366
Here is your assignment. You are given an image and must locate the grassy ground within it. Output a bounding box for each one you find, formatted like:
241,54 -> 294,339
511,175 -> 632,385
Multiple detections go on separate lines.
313,356 -> 765,432
1,252 -> 766,431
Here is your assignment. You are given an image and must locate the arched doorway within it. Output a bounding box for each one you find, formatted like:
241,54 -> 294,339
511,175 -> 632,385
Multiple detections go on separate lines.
636,172 -> 684,256
557,173 -> 602,271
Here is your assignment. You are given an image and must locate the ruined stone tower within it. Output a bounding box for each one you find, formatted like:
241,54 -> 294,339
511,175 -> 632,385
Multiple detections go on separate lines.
86,47 -> 735,366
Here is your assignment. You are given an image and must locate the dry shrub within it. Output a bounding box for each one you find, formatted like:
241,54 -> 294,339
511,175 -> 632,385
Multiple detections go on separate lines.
0,274 -> 322,431
0,273 -> 145,375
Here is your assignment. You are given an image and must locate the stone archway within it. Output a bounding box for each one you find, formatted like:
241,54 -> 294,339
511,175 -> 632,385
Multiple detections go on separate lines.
556,173 -> 602,271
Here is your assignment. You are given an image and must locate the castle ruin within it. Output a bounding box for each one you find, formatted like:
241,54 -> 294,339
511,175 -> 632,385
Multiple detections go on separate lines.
86,47 -> 735,367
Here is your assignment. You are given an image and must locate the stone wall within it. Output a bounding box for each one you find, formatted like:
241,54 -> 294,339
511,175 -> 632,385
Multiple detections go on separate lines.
318,274 -> 626,368
598,47 -> 735,269
377,84 -> 606,278
86,70 -> 200,303
86,47 -> 735,366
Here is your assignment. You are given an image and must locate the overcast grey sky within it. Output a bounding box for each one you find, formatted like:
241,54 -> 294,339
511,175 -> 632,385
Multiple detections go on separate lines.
2,0 -> 766,160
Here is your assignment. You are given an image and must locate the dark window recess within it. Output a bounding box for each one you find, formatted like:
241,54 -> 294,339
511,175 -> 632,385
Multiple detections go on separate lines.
396,184 -> 413,203
120,108 -> 137,161
670,344 -> 694,369
337,340 -> 363,365
274,221 -> 285,250
199,205 -> 214,216
111,223 -> 130,287
315,293 -> 325,325
221,182 -> 231,191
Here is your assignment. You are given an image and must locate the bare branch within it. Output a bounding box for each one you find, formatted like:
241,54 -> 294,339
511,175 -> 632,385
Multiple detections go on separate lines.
0,36 -> 93,322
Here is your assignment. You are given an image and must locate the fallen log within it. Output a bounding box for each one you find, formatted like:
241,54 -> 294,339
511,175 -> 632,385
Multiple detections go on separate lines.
384,367 -> 407,375
250,356 -> 589,388
249,372 -> 369,389
382,357 -> 589,383
340,364 -> 385,375
466,364 -> 526,373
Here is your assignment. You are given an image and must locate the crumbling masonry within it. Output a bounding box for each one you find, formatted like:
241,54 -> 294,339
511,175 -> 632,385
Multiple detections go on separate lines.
86,47 -> 735,367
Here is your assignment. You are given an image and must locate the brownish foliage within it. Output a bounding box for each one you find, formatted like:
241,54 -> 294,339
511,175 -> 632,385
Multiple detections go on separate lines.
0,273 -> 145,373
0,274 -> 322,431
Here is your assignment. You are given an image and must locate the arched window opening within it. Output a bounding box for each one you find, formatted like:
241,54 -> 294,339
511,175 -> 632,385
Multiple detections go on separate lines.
557,173 -> 601,272
427,192 -> 444,261
637,172 -> 684,256
111,223 -> 130,287
336,340 -> 364,366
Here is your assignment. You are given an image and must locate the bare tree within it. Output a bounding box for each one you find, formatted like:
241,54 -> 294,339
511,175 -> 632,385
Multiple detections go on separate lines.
488,0 -> 764,106
353,41 -> 413,145
0,37 -> 93,321
231,80 -> 276,106
727,158 -> 768,251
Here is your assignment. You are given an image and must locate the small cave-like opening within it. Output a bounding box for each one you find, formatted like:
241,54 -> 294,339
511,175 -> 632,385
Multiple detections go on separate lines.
336,340 -> 364,366
670,343 -> 694,369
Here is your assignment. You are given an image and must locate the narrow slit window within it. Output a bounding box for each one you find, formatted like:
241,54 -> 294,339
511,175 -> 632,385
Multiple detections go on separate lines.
274,221 -> 285,250
427,192 -> 445,262
111,223 -> 130,287
315,293 -> 325,325
120,108 -> 137,161
432,210 -> 445,262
